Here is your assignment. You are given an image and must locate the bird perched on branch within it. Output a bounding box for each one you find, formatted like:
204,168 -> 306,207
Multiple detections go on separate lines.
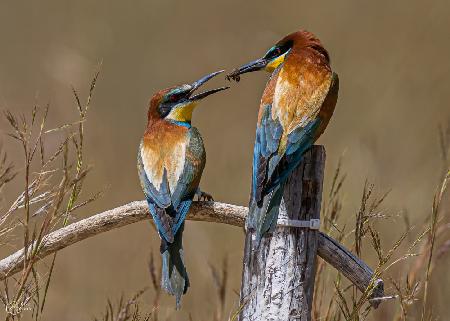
138,70 -> 228,308
227,30 -> 339,244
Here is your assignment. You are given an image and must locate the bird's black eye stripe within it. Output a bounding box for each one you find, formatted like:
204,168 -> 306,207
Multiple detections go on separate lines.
169,91 -> 188,102
158,103 -> 172,117
264,40 -> 293,60
265,47 -> 281,59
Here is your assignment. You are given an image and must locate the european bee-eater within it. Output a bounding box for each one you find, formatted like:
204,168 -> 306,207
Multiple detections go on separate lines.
227,30 -> 339,244
138,70 -> 228,308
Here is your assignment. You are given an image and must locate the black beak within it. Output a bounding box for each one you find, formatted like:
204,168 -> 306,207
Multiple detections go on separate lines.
226,58 -> 267,82
189,70 -> 230,101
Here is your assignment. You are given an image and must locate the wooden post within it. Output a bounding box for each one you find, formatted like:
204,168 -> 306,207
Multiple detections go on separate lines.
239,146 -> 325,321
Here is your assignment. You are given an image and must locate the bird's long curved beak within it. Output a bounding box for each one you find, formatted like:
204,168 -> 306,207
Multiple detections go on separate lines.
189,70 -> 230,101
226,58 -> 267,82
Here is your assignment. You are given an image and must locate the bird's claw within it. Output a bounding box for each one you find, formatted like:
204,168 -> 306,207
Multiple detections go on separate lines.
197,191 -> 214,202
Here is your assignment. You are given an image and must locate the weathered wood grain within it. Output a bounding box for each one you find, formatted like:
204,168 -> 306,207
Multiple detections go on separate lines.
239,146 -> 326,321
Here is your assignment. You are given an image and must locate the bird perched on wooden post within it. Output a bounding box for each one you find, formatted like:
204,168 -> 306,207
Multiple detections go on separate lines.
138,70 -> 228,308
227,30 -> 339,244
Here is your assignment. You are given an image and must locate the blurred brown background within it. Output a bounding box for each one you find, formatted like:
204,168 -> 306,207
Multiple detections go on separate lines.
0,0 -> 449,320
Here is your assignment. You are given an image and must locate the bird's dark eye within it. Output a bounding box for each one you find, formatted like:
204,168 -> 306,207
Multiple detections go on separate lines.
265,46 -> 282,59
169,92 -> 185,102
265,40 -> 293,60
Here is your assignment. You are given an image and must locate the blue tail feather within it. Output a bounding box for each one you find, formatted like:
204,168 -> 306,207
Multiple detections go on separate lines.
160,222 -> 189,309
249,181 -> 285,247
172,200 -> 191,235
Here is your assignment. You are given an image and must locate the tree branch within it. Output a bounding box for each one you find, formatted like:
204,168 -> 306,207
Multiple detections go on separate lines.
0,200 -> 383,303
0,201 -> 245,280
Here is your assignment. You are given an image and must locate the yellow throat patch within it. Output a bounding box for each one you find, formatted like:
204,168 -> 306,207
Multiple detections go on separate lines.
166,102 -> 198,123
265,53 -> 287,73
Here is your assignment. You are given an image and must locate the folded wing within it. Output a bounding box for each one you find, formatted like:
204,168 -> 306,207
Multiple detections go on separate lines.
138,128 -> 205,243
